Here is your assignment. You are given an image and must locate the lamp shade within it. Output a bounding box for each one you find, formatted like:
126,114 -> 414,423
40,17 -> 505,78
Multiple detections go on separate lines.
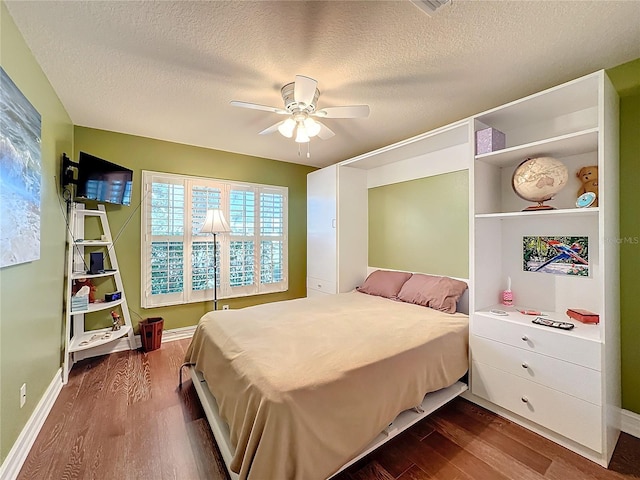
304,117 -> 321,137
200,209 -> 230,234
277,118 -> 296,138
295,122 -> 310,143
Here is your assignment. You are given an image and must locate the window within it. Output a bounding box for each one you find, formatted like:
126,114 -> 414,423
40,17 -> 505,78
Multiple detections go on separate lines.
141,171 -> 288,308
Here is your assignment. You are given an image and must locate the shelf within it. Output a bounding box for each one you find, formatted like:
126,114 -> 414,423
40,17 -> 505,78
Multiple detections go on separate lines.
76,209 -> 107,217
474,128 -> 598,167
69,325 -> 131,353
64,203 -> 134,385
474,73 -> 599,131
71,270 -> 118,280
71,298 -> 124,315
341,121 -> 470,170
475,207 -> 598,220
474,307 -> 601,343
468,72 -> 618,465
74,240 -> 112,247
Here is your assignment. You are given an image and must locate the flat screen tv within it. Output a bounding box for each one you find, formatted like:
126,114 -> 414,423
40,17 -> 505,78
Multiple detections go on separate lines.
75,152 -> 133,206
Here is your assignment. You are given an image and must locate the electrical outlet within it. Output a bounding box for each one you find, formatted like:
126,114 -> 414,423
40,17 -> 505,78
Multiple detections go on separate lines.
222,304 -> 230,310
20,383 -> 26,408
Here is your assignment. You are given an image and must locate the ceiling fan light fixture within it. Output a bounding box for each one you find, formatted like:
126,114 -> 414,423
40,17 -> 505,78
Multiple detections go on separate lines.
295,122 -> 310,143
278,118 -> 296,138
304,117 -> 321,137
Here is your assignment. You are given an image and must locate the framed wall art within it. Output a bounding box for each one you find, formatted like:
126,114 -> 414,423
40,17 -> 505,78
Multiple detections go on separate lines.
0,67 -> 42,268
523,235 -> 589,276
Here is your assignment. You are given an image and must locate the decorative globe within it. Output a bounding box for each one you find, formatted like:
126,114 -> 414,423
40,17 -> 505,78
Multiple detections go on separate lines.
512,156 -> 568,210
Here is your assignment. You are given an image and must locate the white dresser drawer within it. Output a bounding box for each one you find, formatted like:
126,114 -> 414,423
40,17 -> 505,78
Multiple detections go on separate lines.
307,277 -> 337,295
306,288 -> 330,297
472,315 -> 601,370
471,335 -> 601,405
472,361 -> 602,452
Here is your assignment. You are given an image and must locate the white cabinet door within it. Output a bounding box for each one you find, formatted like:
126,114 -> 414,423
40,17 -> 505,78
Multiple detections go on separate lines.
307,166 -> 337,289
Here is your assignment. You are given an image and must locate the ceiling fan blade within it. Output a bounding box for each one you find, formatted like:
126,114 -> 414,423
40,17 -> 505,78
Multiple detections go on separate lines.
294,75 -> 318,107
230,101 -> 288,115
316,121 -> 335,140
313,105 -> 370,119
258,121 -> 285,135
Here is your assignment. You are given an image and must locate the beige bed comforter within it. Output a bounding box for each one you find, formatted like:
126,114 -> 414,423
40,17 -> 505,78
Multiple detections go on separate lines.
185,291 -> 469,480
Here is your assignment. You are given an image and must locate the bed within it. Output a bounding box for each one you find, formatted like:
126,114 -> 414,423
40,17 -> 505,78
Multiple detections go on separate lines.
183,272 -> 469,480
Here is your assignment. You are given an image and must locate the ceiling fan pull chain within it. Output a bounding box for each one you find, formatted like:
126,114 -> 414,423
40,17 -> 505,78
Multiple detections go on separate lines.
298,143 -> 301,157
307,143 -> 310,158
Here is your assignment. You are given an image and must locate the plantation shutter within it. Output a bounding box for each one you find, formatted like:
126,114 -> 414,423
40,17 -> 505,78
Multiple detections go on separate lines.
141,171 -> 288,308
141,172 -> 186,307
259,186 -> 287,293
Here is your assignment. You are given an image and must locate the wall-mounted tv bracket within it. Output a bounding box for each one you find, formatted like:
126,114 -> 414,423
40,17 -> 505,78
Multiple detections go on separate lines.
61,153 -> 79,187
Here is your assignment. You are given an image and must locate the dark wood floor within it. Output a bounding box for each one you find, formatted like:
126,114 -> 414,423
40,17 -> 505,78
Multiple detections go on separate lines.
19,339 -> 640,480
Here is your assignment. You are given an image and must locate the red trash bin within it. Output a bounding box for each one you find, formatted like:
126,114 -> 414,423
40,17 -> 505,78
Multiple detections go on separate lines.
139,317 -> 163,352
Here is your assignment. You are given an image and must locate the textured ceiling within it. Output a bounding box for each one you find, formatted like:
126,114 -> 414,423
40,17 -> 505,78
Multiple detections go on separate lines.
6,1 -> 640,168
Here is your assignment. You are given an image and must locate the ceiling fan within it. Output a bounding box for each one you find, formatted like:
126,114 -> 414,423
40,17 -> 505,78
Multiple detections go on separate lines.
230,75 -> 370,144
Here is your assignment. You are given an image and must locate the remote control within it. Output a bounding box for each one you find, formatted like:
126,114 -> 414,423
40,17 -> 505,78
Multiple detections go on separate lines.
532,317 -> 574,330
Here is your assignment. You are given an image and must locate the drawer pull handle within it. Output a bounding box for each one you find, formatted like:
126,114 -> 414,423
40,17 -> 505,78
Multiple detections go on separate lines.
521,335 -> 529,341
521,396 -> 529,403
521,362 -> 529,369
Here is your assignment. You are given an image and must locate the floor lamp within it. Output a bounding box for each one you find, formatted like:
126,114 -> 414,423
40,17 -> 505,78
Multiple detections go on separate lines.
199,209 -> 230,310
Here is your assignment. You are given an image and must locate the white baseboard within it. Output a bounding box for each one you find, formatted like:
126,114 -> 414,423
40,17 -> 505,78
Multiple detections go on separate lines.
161,325 -> 196,343
73,325 -> 195,361
621,408 -> 640,439
0,368 -> 63,480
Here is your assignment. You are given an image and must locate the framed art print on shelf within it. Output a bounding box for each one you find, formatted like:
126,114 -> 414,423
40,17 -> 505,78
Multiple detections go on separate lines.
0,67 -> 42,268
522,235 -> 589,276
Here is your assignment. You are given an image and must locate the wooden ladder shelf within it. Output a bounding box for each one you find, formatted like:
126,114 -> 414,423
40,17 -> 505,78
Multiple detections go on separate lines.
62,203 -> 135,383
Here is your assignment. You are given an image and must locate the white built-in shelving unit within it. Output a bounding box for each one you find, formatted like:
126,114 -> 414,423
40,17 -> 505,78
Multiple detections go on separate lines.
63,203 -> 135,383
469,70 -> 620,466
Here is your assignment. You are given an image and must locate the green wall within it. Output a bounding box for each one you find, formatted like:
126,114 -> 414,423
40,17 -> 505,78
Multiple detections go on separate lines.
368,170 -> 469,279
74,127 -> 315,332
0,2 -> 74,463
608,58 -> 640,414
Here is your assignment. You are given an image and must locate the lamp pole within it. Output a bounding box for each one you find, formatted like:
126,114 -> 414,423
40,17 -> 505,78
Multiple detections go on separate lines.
213,231 -> 218,310
199,209 -> 230,311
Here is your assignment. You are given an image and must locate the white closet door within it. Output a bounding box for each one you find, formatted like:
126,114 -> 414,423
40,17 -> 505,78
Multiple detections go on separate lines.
307,166 -> 337,289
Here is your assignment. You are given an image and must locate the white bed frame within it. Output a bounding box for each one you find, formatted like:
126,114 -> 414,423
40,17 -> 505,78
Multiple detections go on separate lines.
187,272 -> 470,479
189,367 -> 467,480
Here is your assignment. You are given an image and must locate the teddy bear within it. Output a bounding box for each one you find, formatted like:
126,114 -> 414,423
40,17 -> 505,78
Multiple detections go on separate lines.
576,165 -> 598,207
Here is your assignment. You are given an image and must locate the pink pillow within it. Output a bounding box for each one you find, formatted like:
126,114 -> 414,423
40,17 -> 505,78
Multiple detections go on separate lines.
397,274 -> 468,314
356,270 -> 412,299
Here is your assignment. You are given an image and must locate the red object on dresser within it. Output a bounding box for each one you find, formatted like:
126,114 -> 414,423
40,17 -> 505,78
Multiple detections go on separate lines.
566,308 -> 600,324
